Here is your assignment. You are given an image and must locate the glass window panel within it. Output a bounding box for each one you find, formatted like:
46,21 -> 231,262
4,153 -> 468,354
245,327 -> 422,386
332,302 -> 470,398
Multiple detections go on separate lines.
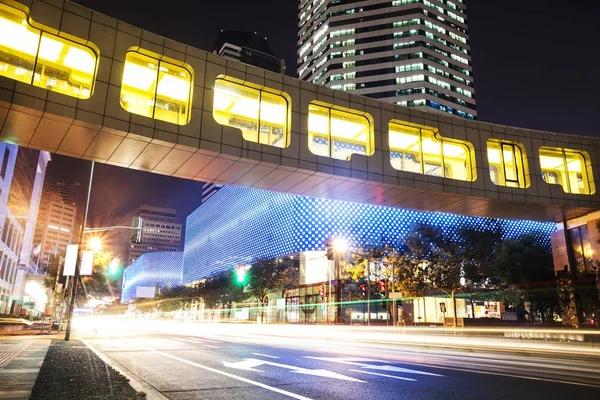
308,104 -> 330,157
486,140 -> 528,188
121,50 -> 193,126
390,121 -> 473,181
120,51 -> 157,119
539,147 -> 592,195
308,103 -> 373,160
330,108 -> 371,160
0,3 -> 98,99
213,78 -> 289,148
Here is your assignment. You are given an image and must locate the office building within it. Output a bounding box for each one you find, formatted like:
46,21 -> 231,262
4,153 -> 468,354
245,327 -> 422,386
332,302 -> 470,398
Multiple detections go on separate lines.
42,180 -> 79,206
121,251 -> 183,303
33,191 -> 77,269
128,206 -> 182,264
297,0 -> 476,119
0,144 -> 50,314
214,30 -> 285,73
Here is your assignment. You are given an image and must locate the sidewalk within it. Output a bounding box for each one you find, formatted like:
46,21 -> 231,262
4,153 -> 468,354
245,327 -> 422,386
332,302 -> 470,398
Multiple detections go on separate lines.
0,336 -> 51,400
0,335 -> 145,400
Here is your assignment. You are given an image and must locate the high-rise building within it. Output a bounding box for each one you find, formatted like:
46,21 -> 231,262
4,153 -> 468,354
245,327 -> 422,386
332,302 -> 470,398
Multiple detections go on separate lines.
214,30 -> 286,73
42,180 -> 79,206
297,0 -> 476,119
201,183 -> 223,204
128,206 -> 182,264
0,144 -> 50,314
33,191 -> 77,269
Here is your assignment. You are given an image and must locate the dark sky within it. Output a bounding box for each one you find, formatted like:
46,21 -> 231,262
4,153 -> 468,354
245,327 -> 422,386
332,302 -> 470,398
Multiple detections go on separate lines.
46,0 -> 600,257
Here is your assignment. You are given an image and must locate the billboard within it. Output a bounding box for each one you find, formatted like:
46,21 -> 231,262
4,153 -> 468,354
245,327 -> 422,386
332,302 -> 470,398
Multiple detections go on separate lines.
135,286 -> 156,299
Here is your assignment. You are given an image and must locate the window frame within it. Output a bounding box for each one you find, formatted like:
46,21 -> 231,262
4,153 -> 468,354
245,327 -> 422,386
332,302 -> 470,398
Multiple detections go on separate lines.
0,1 -> 100,99
388,120 -> 476,182
539,146 -> 594,195
307,101 -> 374,161
120,47 -> 194,126
213,75 -> 292,149
486,139 -> 530,189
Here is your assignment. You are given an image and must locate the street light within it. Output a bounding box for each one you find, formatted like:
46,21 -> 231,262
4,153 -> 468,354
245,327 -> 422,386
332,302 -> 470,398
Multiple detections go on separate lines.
327,236 -> 347,324
89,237 -> 102,253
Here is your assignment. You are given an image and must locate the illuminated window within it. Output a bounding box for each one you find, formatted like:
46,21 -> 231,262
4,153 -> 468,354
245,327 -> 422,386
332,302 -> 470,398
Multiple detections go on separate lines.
539,147 -> 594,195
389,121 -> 475,181
0,2 -> 98,99
487,140 -> 529,188
213,77 -> 290,148
120,48 -> 193,126
308,102 -> 374,161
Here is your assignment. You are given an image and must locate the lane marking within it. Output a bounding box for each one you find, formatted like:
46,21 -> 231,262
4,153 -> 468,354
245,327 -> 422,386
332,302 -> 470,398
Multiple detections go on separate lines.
252,353 -> 279,359
304,357 -> 444,377
349,370 -> 416,382
142,347 -> 313,400
203,344 -> 219,349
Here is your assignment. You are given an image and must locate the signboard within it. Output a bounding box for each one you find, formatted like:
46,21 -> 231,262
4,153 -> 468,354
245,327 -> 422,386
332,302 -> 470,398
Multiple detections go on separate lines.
80,251 -> 94,276
63,244 -> 78,276
135,286 -> 156,299
388,292 -> 403,299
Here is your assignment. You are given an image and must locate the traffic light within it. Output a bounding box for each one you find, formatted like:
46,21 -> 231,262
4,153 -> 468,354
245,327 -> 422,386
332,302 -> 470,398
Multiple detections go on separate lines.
318,284 -> 324,301
131,216 -> 143,244
377,279 -> 386,298
359,284 -> 367,297
235,266 -> 248,284
263,295 -> 269,306
108,259 -> 120,276
326,237 -> 334,261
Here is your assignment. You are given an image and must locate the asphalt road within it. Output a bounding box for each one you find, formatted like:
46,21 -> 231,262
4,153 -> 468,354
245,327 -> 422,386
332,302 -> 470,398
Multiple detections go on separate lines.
84,329 -> 600,400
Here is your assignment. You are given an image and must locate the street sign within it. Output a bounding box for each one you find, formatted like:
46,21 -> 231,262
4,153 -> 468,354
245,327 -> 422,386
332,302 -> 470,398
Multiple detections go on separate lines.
23,301 -> 35,306
388,292 -> 403,299
63,244 -> 78,276
80,251 -> 94,276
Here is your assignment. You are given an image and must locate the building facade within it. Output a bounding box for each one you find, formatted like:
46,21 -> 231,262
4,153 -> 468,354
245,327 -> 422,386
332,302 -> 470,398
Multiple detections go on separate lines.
182,186 -> 555,283
128,206 -> 182,264
121,251 -> 183,303
0,144 -> 50,314
214,30 -> 285,73
33,191 -> 77,269
298,0 -> 476,119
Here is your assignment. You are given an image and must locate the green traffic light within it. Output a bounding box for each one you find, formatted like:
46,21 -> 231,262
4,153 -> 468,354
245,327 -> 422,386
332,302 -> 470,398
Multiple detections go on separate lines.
236,267 -> 246,283
108,259 -> 119,275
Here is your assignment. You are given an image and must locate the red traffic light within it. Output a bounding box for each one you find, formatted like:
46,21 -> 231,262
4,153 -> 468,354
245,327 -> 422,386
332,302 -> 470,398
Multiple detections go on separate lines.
263,295 -> 269,306
377,279 -> 386,297
318,284 -> 324,297
359,284 -> 366,296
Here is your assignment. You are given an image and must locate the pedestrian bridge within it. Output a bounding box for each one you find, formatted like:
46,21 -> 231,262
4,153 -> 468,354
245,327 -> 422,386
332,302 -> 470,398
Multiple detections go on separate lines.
1,0 -> 599,222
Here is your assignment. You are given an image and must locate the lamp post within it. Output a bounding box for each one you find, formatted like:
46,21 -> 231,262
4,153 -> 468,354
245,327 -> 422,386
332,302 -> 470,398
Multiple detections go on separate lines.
64,161 -> 95,341
332,238 -> 347,324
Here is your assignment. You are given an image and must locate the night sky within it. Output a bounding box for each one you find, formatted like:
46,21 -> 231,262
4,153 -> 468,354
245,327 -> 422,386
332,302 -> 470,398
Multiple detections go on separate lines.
43,0 -> 600,258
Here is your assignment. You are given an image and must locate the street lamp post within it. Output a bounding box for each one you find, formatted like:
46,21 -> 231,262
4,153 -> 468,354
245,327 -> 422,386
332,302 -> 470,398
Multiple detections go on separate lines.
64,161 -> 95,341
332,238 -> 347,324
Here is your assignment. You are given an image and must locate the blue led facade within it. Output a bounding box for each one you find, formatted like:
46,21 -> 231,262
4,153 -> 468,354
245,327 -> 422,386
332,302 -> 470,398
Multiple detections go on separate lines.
122,251 -> 183,303
182,186 -> 556,283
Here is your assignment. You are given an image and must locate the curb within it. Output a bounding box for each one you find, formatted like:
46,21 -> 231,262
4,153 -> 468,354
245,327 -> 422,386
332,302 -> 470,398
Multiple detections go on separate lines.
81,339 -> 168,400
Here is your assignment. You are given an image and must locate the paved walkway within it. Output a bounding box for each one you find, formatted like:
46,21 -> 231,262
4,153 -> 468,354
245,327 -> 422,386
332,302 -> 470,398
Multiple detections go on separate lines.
0,336 -> 52,400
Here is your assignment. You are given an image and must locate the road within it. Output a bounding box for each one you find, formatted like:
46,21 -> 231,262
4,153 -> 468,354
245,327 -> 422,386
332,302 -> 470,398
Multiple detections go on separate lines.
82,324 -> 600,400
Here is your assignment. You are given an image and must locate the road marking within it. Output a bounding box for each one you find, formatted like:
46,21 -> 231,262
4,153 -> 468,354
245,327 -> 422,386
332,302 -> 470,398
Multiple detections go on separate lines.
304,357 -> 444,377
223,358 -> 365,382
203,344 -> 219,349
252,353 -> 279,359
350,370 -> 416,381
143,347 -> 313,400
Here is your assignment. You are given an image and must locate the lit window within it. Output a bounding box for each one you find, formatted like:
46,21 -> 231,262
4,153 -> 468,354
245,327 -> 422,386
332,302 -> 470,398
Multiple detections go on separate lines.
213,76 -> 290,148
389,121 -> 475,181
487,140 -> 529,188
0,2 -> 98,99
539,147 -> 594,195
308,102 -> 374,160
120,48 -> 193,125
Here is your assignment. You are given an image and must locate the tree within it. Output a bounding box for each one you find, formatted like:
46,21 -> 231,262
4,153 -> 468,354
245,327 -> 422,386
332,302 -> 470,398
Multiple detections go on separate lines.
247,259 -> 298,323
495,235 -> 559,323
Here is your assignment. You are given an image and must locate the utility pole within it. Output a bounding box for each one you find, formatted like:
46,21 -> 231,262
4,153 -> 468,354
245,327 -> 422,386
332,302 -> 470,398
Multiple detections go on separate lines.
64,161 -> 95,341
366,258 -> 371,326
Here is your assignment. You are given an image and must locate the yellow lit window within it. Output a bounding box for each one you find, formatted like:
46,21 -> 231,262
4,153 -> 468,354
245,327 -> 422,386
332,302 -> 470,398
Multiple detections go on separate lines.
389,121 -> 475,181
213,77 -> 290,148
539,147 -> 594,195
487,140 -> 529,188
308,102 -> 373,160
0,2 -> 98,99
120,48 -> 193,126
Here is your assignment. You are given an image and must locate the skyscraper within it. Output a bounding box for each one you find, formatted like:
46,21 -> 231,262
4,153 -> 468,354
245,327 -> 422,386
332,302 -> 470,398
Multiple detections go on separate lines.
214,30 -> 286,73
297,0 -> 476,119
128,206 -> 182,264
